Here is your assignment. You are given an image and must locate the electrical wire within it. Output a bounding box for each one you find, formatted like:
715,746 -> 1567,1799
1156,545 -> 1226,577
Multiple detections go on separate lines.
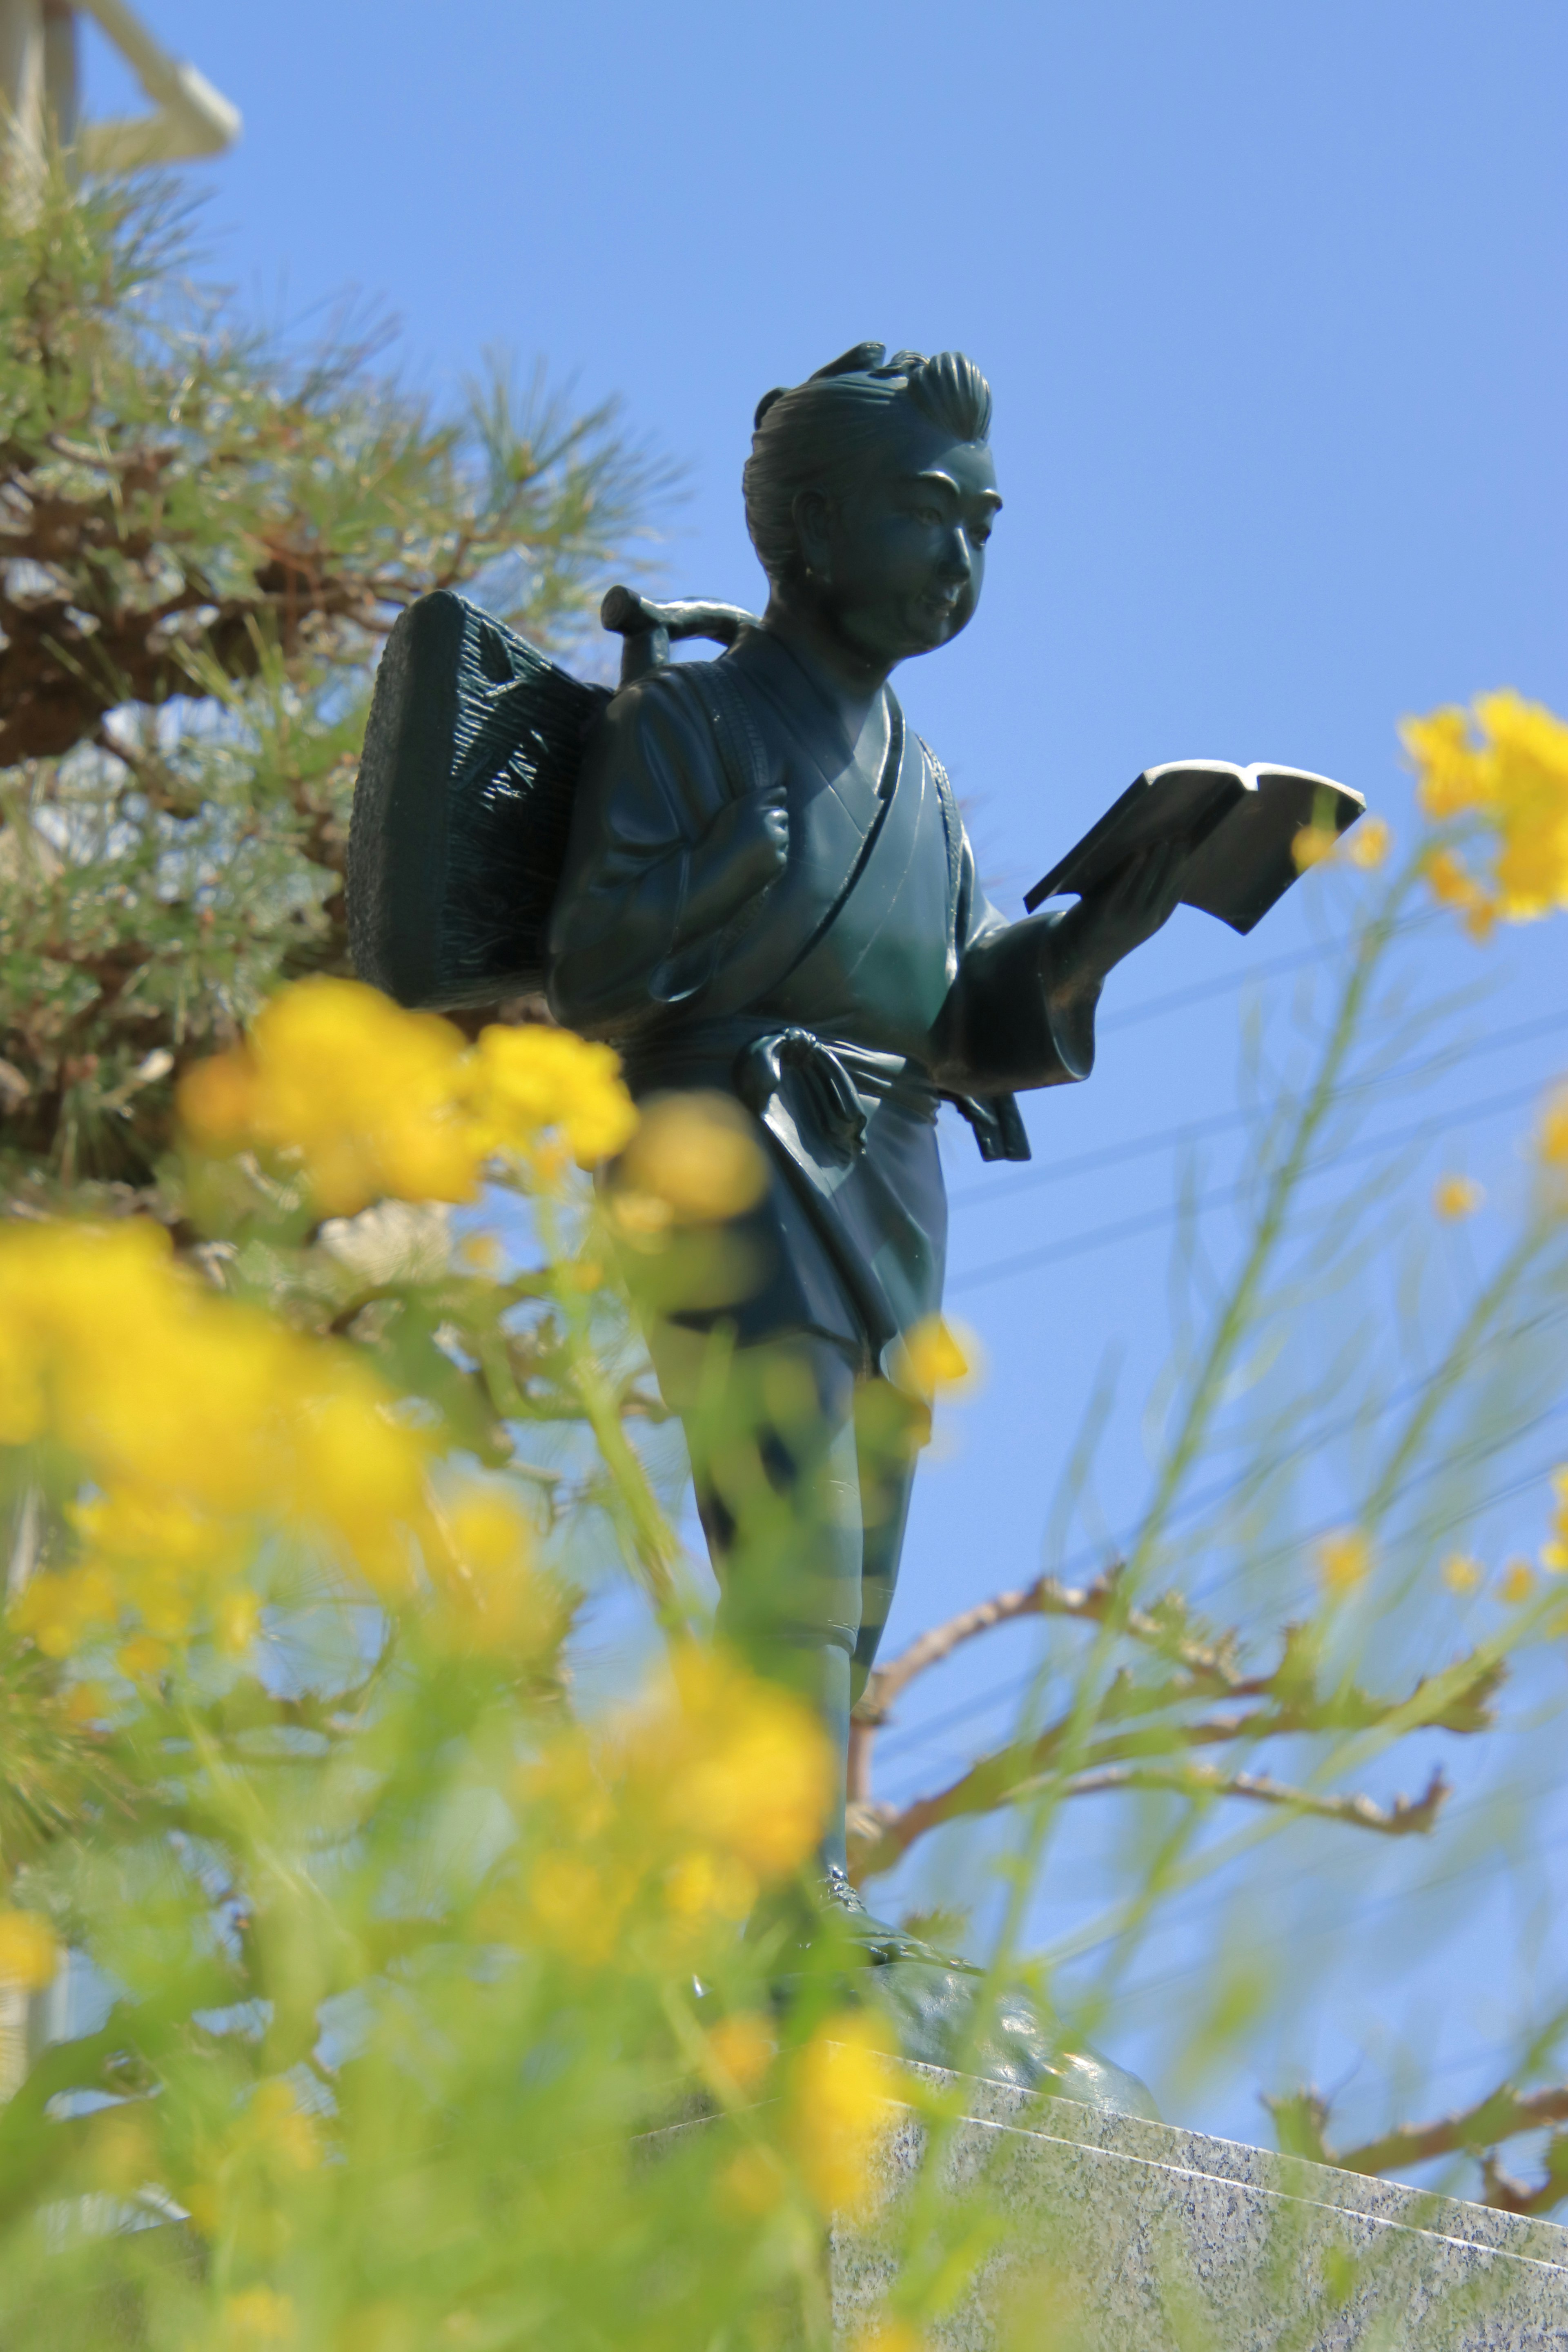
946,1007 -> 1568,1215
873,1421 -> 1568,1785
1094,911 -> 1443,1038
947,1073 -> 1554,1296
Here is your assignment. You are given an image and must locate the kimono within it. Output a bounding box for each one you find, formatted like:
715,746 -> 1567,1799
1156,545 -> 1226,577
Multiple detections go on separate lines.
548,624 -> 1099,1379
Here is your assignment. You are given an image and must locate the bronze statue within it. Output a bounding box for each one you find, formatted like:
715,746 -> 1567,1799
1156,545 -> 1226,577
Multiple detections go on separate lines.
349,341 -> 1359,2101
548,342 -> 1193,1885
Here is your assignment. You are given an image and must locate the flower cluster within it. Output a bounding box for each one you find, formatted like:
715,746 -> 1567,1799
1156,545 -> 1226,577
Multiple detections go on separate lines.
0,1220 -> 543,1668
178,977 -> 637,1215
497,1646 -> 830,1969
1403,692 -> 1568,936
1292,813 -> 1392,874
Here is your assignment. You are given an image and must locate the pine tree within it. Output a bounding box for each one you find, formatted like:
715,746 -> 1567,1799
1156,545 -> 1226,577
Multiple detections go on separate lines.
0,167 -> 662,1205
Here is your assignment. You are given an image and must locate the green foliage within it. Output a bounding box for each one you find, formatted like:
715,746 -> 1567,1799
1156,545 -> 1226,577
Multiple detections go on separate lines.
0,167 -> 662,1196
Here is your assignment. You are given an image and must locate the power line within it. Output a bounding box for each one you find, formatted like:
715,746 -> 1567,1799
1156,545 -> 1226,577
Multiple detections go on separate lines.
947,1074 -> 1553,1296
875,1417 -> 1568,1782
947,1008 -> 1568,1216
1094,912 -> 1443,1039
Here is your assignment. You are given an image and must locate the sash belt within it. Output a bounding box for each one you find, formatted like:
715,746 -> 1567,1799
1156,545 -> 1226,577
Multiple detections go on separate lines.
733,1027 -> 869,1156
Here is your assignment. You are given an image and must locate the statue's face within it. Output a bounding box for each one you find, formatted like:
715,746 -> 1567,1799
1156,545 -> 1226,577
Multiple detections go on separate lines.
799,410 -> 1001,666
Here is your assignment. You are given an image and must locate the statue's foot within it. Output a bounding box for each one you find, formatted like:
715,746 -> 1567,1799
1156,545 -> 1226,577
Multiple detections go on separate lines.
781,1869 -> 1160,2122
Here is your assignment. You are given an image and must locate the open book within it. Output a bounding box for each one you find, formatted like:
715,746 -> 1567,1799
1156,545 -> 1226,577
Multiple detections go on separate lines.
1024,762 -> 1366,935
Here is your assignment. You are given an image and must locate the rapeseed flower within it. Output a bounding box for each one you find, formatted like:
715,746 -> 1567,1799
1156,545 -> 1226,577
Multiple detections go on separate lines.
611,1091 -> 769,1226
0,1219 -> 434,1655
1317,1528 -> 1372,1594
178,977 -> 637,1215
0,1910 -> 58,1989
893,1314 -> 981,1402
1403,693 -> 1568,931
787,2013 -> 895,2214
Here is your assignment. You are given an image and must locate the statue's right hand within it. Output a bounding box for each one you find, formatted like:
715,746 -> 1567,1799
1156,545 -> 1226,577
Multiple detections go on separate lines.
701,781 -> 790,891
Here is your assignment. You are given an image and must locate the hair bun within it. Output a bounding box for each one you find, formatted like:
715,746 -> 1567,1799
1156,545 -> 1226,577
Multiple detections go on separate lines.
809,341 -> 886,383
753,387 -> 788,430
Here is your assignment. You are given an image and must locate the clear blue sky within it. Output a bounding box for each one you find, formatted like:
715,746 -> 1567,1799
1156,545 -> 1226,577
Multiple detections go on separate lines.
85,1 -> 1568,2156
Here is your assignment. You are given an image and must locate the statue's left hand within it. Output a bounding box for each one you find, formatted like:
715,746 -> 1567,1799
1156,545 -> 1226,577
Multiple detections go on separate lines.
1048,840 -> 1185,989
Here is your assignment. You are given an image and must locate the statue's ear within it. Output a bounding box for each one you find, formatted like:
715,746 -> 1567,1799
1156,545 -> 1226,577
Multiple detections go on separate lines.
791,486 -> 835,582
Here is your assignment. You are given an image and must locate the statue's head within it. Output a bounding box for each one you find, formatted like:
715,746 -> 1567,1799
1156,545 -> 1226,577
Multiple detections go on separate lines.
743,342 -> 999,668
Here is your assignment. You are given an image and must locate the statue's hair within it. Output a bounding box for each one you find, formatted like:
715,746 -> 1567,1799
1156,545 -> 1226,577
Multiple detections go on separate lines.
743,342 -> 993,587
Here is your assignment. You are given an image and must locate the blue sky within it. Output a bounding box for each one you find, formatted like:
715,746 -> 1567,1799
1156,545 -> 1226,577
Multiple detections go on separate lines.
83,1 -> 1568,2155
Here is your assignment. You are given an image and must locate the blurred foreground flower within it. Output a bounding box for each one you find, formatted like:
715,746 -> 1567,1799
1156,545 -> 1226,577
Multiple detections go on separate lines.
1542,1470 -> 1568,1573
179,978 -> 637,1214
0,1216 -> 557,1662
891,1314 -> 982,1403
609,1090 -> 770,1235
788,2012 -> 896,2215
1403,692 -> 1568,932
498,1646 -> 831,1969
1434,1174 -> 1485,1221
0,1910 -> 58,1989
1316,1528 -> 1372,1594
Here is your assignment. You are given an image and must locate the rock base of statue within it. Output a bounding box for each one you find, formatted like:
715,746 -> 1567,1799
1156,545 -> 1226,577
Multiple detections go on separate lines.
836,2065 -> 1568,2351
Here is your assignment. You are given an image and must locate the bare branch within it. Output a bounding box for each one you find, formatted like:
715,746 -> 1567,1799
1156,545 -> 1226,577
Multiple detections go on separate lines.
848,1754 -> 1448,1882
1332,2083 -> 1568,2179
854,1568 -> 1248,1731
1056,1763 -> 1449,1836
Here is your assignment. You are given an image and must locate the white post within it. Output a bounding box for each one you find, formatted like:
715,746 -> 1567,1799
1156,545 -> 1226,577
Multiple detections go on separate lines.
0,0 -> 47,188
73,0 -> 239,169
0,0 -> 238,190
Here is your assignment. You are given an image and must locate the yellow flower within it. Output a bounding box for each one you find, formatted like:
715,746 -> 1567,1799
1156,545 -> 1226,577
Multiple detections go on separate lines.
1405,694 -> 1568,927
1543,1468 -> 1568,1572
181,978 -> 480,1214
718,2143 -> 787,2217
1316,1528 -> 1371,1594
1499,1558 -> 1536,1605
703,2013 -> 777,2096
1539,1085 -> 1568,1170
1433,1174 -> 1484,1221
1441,1552 -> 1484,1595
12,1564 -> 120,1657
465,1022 -> 637,1169
612,1091 -> 769,1224
788,2013 -> 894,2214
1291,824 -> 1340,871
0,1221 -> 435,1649
1424,847 -> 1480,907
527,1853 -> 628,1965
116,1635 -> 170,1680
430,1484 -> 552,1653
853,2325 -> 928,2352
1403,706 -> 1486,820
216,1588 -> 262,1656
1345,815 -> 1392,870
245,2078 -> 320,2174
644,1648 -> 831,1879
0,1910 -> 58,1989
663,1849 -> 757,1922
222,2287 -> 297,2345
892,1315 -> 981,1402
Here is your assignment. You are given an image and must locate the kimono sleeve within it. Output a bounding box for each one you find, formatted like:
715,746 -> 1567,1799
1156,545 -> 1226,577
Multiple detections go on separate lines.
546,672 -> 731,1038
931,826 -> 1100,1098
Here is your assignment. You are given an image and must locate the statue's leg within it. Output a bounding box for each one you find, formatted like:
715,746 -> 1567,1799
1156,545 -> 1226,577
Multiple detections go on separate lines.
649,1322 -> 866,1876
848,1378 -> 927,1706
